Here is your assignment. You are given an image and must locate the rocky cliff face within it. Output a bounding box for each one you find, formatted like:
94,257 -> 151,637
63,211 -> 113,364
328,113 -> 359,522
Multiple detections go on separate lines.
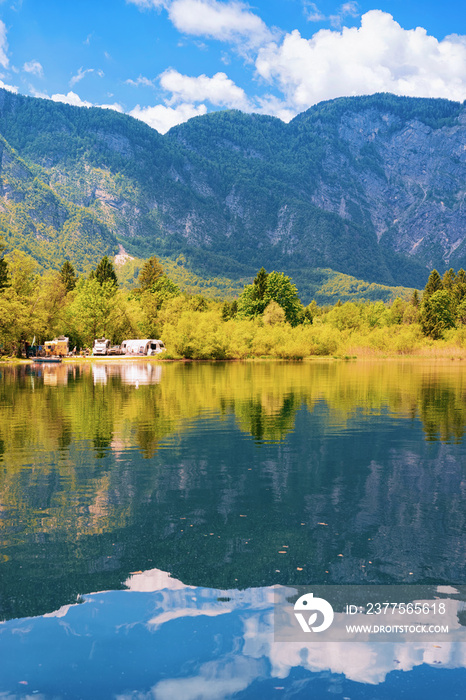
0,90 -> 465,286
308,105 -> 466,272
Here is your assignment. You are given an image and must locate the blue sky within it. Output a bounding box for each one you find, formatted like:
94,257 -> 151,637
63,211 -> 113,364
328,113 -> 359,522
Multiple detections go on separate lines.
1,0 -> 466,132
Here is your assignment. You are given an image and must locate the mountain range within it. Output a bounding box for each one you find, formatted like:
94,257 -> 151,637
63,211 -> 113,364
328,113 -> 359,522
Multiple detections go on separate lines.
0,88 -> 465,299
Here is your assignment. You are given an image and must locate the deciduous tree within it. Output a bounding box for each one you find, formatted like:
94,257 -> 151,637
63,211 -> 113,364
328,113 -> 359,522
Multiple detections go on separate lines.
67,278 -> 117,346
238,268 -> 302,325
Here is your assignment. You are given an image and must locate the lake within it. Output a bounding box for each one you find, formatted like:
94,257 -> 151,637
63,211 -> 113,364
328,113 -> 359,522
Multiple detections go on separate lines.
0,360 -> 465,698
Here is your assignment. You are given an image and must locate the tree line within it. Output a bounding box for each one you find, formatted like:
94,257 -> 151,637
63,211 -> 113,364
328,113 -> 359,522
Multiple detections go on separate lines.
2,237 -> 466,359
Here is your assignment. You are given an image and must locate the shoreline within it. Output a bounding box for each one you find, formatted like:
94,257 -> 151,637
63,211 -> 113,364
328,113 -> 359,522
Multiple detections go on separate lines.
2,354 -> 466,365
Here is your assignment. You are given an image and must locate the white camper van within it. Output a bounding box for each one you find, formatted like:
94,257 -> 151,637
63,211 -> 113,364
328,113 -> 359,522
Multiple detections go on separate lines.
120,339 -> 166,356
93,338 -> 111,356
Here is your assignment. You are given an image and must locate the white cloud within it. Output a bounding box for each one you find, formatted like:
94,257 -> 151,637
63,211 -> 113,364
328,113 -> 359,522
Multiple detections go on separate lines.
0,79 -> 18,93
130,101 -> 207,133
160,68 -> 251,109
330,1 -> 359,29
126,0 -> 168,7
303,2 -> 325,23
255,10 -> 466,112
128,0 -> 273,46
0,20 -> 8,68
168,0 -> 274,47
28,86 -> 49,99
69,67 -> 104,87
70,67 -> 92,87
303,1 -> 358,27
23,60 -> 44,78
127,68 -> 252,133
340,1 -> 359,13
99,102 -> 124,112
254,94 -> 296,123
51,91 -> 123,112
52,91 -> 93,107
125,75 -> 156,88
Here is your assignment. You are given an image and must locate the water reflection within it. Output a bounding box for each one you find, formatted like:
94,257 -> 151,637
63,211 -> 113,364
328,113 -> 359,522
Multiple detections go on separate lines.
3,360 -> 466,458
92,362 -> 163,387
0,567 -> 465,699
0,361 -> 465,623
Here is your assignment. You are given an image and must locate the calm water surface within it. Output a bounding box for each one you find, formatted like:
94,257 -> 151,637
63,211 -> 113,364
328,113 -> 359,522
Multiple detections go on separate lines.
0,360 -> 465,698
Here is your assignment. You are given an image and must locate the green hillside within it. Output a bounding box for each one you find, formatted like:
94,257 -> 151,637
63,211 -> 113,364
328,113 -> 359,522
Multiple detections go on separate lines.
0,88 -> 464,295
115,255 -> 412,304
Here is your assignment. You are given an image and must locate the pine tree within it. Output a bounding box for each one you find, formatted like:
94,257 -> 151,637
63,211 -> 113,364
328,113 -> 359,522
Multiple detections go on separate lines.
442,268 -> 456,291
252,267 -> 268,300
138,256 -> 164,292
423,270 -> 443,300
93,256 -> 118,288
454,269 -> 466,303
221,301 -> 231,321
60,260 -> 77,293
420,290 -> 455,338
0,238 -> 8,290
411,289 -> 420,307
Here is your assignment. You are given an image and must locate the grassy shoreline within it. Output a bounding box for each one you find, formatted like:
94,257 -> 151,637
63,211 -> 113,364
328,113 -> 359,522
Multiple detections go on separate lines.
3,349 -> 466,364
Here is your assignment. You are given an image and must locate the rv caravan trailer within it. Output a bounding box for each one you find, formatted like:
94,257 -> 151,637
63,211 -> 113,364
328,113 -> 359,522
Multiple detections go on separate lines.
44,335 -> 69,357
120,339 -> 166,356
93,338 -> 111,356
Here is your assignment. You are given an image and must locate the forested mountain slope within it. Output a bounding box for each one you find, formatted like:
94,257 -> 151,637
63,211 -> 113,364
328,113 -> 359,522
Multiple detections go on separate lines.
0,89 -> 465,290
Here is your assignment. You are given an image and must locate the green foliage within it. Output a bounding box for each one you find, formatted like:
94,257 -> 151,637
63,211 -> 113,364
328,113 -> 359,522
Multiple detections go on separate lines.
421,289 -> 455,339
163,310 -> 230,360
237,283 -> 265,318
326,302 -> 363,331
418,267 -> 466,337
456,298 -> 466,325
93,256 -> 118,288
221,299 -> 238,320
138,256 -> 164,292
388,297 -> 406,325
263,300 -> 286,325
306,268 -> 414,305
453,269 -> 466,304
60,260 -> 77,293
31,270 -> 67,342
294,93 -> 462,132
253,267 -> 268,301
1,88 -> 463,292
0,237 -> 8,290
303,302 -> 315,324
442,268 -> 456,291
265,271 -> 302,326
238,269 -> 302,325
6,249 -> 466,358
66,277 -> 117,346
0,288 -> 29,353
423,270 -> 443,300
187,294 -> 208,312
4,250 -> 38,298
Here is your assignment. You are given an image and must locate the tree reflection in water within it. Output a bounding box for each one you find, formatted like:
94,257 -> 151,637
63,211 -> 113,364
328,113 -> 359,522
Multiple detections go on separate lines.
0,360 -> 465,622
